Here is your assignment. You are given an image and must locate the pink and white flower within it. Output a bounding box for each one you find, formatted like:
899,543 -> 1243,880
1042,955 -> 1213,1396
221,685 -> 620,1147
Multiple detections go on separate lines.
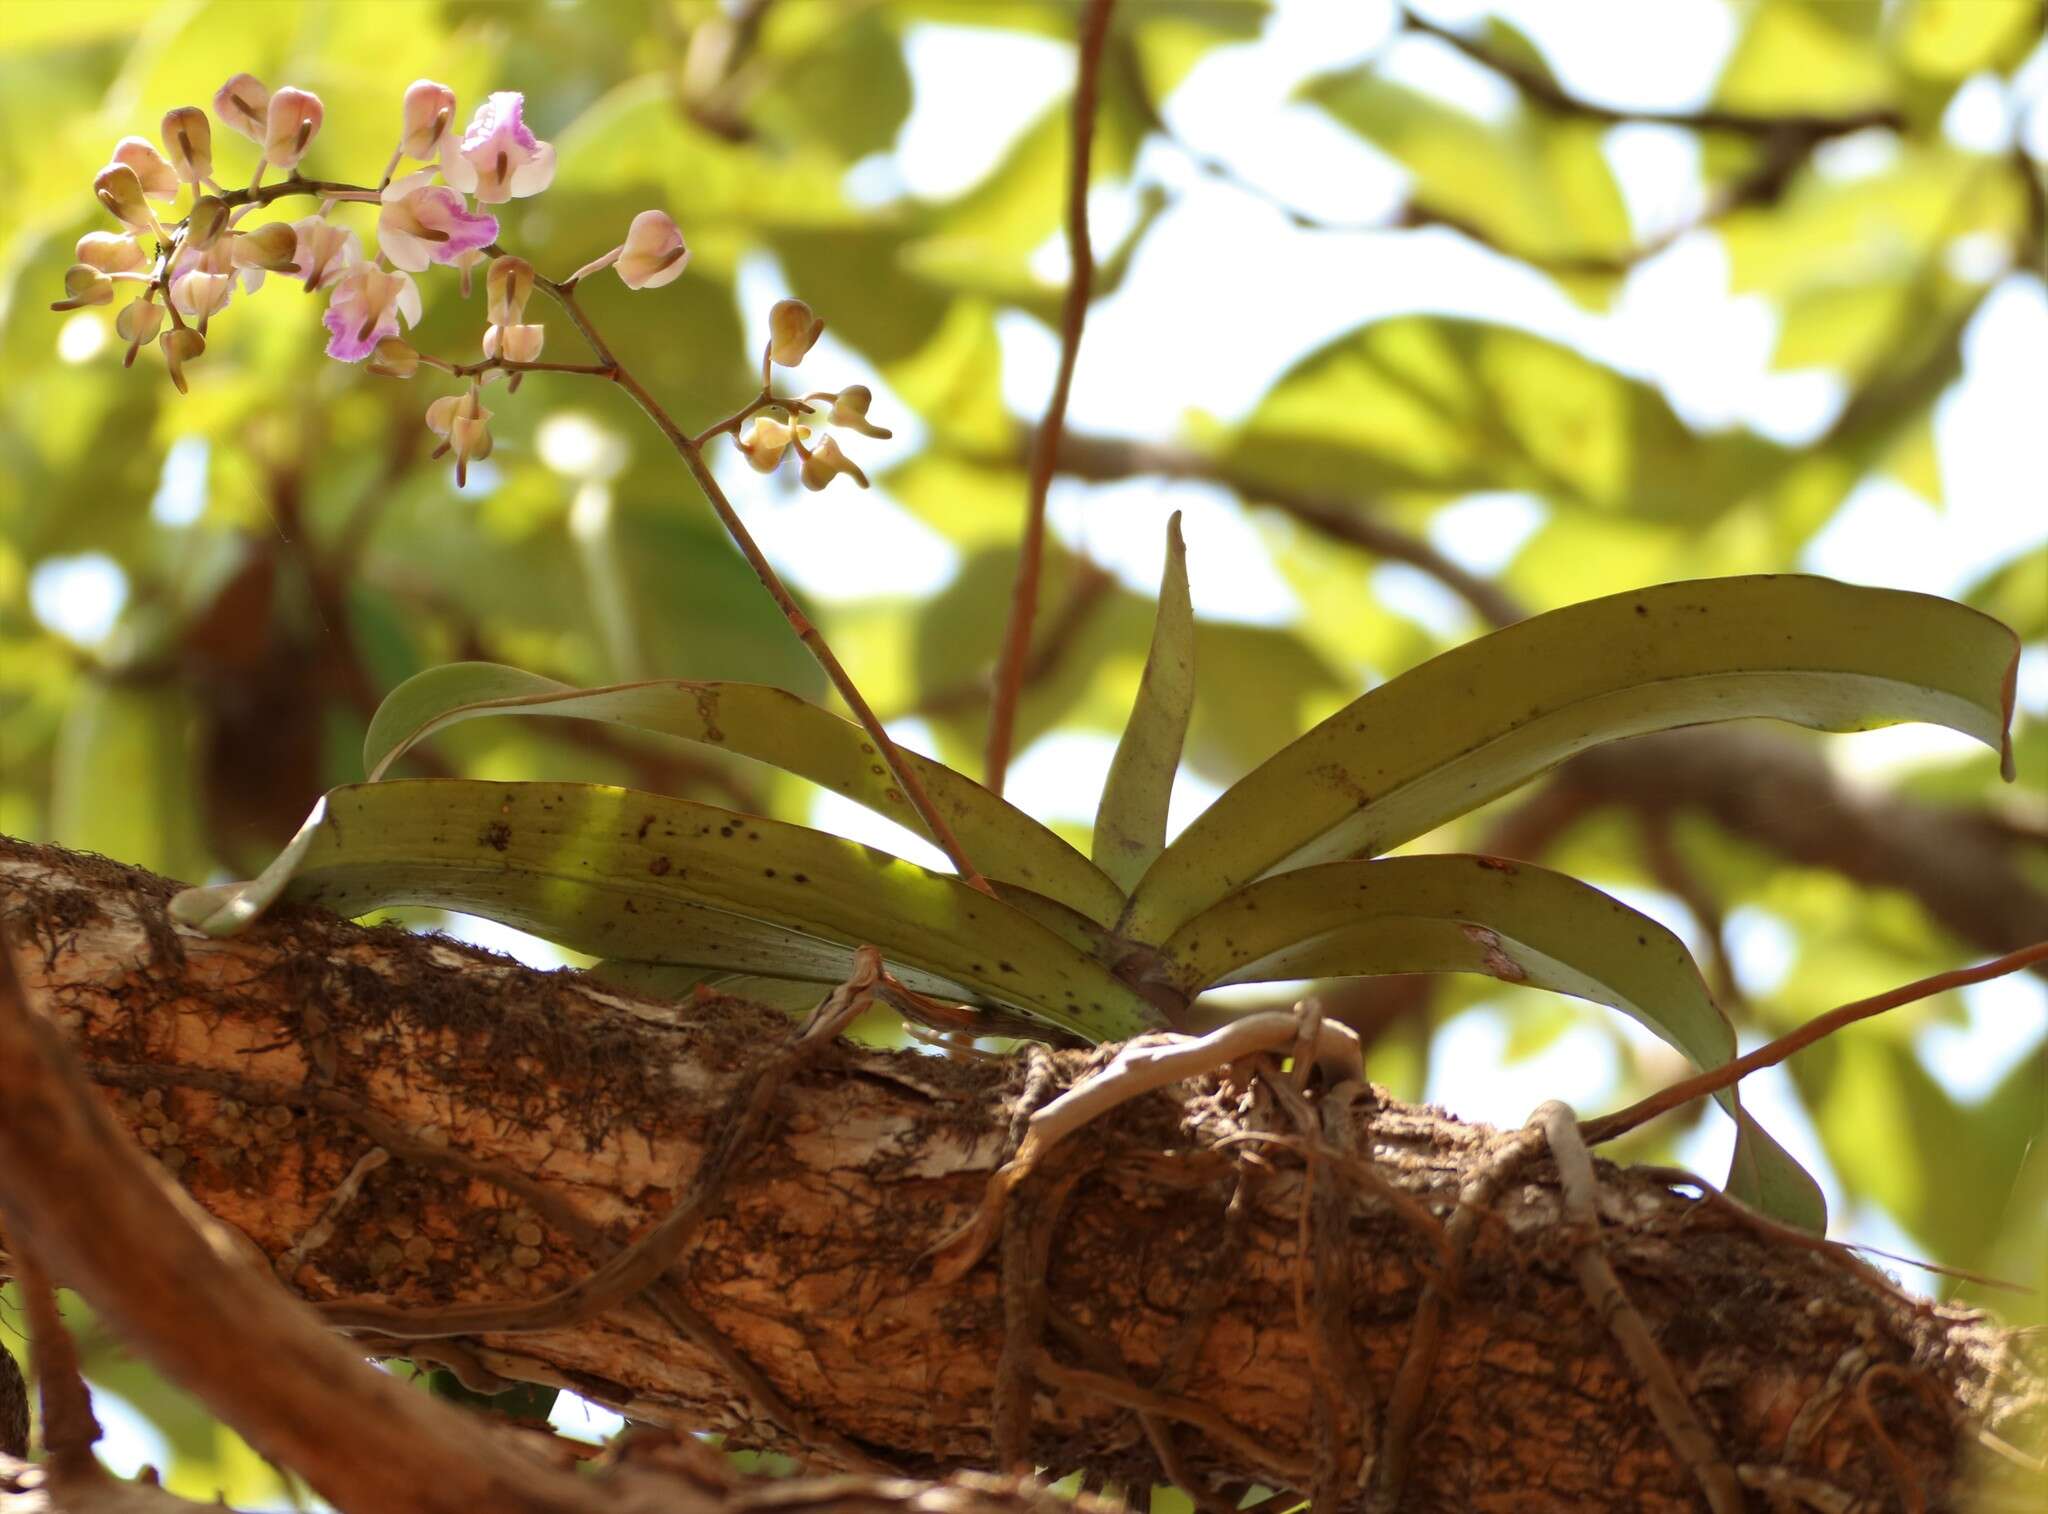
172,233 -> 263,298
425,389 -> 493,485
289,216 -> 361,291
378,170 -> 499,273
401,80 -> 458,161
616,210 -> 688,289
485,256 -> 534,325
440,92 -> 554,204
171,269 -> 233,320
322,264 -> 421,362
483,322 -> 545,364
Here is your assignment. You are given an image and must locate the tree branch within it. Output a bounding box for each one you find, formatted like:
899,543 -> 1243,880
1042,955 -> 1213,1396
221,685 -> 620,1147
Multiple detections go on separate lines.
1043,429 -> 1526,630
2,836 -> 2039,1509
1399,10 -> 1905,140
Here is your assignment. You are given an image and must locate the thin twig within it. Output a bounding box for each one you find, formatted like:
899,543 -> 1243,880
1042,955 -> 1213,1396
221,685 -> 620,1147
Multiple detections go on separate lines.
1400,10 -> 1904,139
984,0 -> 1116,795
1581,941 -> 2048,1147
1536,1101 -> 1742,1514
1040,430 -> 1526,630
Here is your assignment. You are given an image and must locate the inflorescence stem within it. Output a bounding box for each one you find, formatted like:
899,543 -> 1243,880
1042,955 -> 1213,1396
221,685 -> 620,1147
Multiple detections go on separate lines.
167,179 -> 993,893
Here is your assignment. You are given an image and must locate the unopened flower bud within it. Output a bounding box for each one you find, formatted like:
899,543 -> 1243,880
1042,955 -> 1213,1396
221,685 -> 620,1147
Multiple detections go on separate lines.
616,209 -> 689,289
94,162 -> 160,235
117,297 -> 164,347
117,297 -> 164,366
76,231 -> 146,274
800,434 -> 868,492
161,325 -> 206,393
50,263 -> 114,311
171,269 -> 233,320
737,415 -> 802,472
162,106 -> 213,183
231,221 -> 299,273
264,86 -> 324,169
767,298 -> 823,367
367,337 -> 419,378
825,384 -> 892,439
402,80 -> 458,160
483,322 -> 545,364
214,73 -> 271,142
112,136 -> 180,201
184,195 -> 230,251
486,256 -> 535,325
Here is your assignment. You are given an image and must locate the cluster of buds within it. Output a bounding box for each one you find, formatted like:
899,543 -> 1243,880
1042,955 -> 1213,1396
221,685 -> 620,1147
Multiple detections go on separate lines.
732,301 -> 890,491
61,76 -> 886,495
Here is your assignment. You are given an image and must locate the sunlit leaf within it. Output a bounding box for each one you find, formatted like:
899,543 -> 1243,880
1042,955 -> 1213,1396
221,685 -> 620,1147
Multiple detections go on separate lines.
1223,317 -> 1792,521
1302,68 -> 1633,269
363,662 -> 1126,926
1094,512 -> 1194,889
1123,576 -> 2018,943
167,780 -> 1156,1041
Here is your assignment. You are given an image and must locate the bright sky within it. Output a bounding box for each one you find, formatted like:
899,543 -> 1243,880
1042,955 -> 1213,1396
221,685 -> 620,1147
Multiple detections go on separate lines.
26,5 -> 2048,1466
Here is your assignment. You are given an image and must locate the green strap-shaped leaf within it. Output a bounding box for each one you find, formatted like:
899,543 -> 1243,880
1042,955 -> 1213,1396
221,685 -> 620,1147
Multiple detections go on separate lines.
168,780 -> 1156,1043
1093,512 -> 1195,891
1124,576 -> 2018,943
1162,853 -> 1826,1230
364,664 -> 1126,928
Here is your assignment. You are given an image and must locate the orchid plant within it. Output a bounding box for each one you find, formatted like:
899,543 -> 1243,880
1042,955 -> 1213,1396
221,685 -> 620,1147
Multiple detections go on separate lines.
55,72 -> 980,888
62,72 -> 2033,1248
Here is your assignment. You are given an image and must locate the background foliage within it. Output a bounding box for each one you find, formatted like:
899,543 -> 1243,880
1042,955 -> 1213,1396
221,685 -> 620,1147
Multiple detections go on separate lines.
1,0 -> 2044,1500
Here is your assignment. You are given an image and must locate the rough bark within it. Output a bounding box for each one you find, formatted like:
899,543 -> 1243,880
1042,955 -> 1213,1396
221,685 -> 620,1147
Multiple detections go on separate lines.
1,835 -> 2042,1512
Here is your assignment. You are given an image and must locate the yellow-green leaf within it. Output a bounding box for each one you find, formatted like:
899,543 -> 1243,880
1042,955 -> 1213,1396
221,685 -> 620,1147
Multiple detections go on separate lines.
1123,576 -> 2018,944
168,780 -> 1156,1043
1093,513 -> 1194,889
363,662 -> 1126,927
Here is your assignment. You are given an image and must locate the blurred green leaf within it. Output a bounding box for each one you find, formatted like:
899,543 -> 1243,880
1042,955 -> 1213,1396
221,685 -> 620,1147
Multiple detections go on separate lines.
1223,317 -> 1793,521
1303,67 -> 1633,271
